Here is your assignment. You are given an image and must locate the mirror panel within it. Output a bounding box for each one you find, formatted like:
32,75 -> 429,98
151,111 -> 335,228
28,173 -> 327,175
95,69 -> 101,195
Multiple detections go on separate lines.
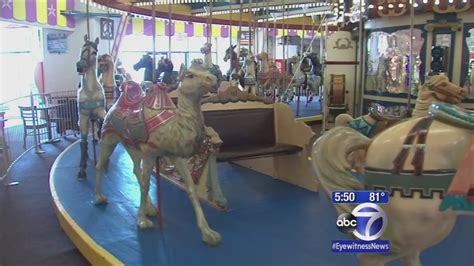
365,29 -> 424,94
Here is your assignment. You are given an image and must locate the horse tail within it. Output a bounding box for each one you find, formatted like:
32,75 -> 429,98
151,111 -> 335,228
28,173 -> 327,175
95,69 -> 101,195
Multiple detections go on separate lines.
310,126 -> 370,215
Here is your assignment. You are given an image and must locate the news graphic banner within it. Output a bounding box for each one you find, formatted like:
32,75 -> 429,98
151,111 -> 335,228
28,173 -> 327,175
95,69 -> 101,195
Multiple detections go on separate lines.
332,191 -> 389,204
332,190 -> 390,254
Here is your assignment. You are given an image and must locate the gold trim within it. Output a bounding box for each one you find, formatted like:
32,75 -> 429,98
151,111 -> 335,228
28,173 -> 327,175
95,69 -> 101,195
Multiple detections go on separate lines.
49,141 -> 124,266
295,115 -> 323,123
424,22 -> 462,32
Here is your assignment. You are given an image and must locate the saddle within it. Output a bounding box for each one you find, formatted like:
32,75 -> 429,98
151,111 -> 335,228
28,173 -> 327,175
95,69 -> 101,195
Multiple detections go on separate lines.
429,102 -> 474,130
103,81 -> 176,145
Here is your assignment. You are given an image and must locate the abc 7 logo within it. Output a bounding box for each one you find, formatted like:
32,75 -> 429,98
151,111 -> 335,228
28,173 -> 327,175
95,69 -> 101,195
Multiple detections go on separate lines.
336,203 -> 387,241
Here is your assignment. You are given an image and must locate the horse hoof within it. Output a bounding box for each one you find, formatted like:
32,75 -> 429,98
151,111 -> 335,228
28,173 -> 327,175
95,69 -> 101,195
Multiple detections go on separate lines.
202,229 -> 221,246
77,171 -> 87,180
95,195 -> 108,205
137,218 -> 154,229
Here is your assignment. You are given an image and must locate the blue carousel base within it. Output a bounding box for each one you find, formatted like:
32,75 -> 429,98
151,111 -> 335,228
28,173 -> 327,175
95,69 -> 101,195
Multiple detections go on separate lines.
50,141 -> 474,266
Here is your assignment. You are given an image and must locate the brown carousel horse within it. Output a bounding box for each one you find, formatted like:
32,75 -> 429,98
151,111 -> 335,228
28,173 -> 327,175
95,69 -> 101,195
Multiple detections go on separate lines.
256,51 -> 282,97
223,44 -> 244,87
95,63 -> 221,245
97,54 -> 115,109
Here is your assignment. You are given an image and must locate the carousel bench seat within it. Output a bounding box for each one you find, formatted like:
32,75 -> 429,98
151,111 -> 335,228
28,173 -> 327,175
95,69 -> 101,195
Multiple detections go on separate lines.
215,144 -> 302,162
202,107 -> 302,161
201,95 -> 319,192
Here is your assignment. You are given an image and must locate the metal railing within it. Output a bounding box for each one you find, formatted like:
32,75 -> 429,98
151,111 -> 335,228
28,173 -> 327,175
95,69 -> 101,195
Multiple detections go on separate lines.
0,90 -> 79,182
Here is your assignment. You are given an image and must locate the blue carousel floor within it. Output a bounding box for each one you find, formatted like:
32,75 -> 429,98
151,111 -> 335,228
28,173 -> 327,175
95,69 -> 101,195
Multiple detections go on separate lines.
51,141 -> 473,266
289,96 -> 322,118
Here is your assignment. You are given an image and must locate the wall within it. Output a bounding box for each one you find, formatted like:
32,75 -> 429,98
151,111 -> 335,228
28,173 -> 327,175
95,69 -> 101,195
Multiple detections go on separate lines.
323,31 -> 357,116
42,2 -> 119,93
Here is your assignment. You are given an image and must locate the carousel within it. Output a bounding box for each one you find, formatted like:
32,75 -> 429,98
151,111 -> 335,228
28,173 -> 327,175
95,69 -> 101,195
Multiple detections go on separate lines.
44,0 -> 474,265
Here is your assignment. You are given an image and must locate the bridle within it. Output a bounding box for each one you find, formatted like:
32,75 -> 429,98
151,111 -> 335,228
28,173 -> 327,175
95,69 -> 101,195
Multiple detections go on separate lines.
78,42 -> 98,72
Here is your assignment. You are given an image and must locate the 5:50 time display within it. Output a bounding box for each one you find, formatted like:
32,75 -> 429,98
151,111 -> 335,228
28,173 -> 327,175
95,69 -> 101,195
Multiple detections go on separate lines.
332,191 -> 389,204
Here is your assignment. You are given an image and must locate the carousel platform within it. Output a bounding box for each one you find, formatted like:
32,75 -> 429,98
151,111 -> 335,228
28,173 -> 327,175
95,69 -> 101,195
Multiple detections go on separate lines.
50,141 -> 474,266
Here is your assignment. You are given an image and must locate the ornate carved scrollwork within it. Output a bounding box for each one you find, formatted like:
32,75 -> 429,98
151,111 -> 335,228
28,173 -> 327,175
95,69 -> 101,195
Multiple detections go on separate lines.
376,0 -> 408,17
333,38 -> 353,50
433,2 -> 471,14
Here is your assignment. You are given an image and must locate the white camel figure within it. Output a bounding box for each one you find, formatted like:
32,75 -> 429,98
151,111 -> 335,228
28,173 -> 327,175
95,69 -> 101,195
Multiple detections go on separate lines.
95,63 -> 222,245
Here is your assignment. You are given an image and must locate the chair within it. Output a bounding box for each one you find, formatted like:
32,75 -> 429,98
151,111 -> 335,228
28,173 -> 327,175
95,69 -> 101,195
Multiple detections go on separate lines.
0,112 -> 9,176
18,106 -> 49,148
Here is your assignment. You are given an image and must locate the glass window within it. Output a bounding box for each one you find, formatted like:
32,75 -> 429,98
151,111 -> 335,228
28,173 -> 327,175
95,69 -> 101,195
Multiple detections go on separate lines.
0,23 -> 42,102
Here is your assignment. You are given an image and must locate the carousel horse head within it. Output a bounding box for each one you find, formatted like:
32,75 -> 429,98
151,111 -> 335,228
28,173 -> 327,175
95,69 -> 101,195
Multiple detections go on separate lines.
76,35 -> 99,75
200,43 -> 212,55
223,44 -> 237,62
304,52 -> 322,75
133,53 -> 154,71
239,48 -> 249,61
157,58 -> 174,72
178,63 -> 218,98
157,58 -> 175,84
97,54 -> 114,75
98,54 -> 116,92
256,52 -> 268,62
422,74 -> 467,104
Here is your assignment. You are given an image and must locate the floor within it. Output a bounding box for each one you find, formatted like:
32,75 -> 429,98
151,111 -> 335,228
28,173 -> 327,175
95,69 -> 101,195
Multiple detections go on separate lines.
289,96 -> 322,118
2,127 -> 473,266
0,136 -> 88,266
50,142 -> 474,266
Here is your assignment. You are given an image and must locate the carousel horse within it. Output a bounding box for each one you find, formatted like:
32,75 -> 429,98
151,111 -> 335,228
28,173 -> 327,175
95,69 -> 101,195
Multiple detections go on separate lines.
133,53 -> 156,83
256,51 -> 281,97
95,63 -> 221,245
242,51 -> 257,94
156,57 -> 178,86
311,100 -> 474,265
287,54 -> 321,104
336,75 -> 468,138
223,44 -> 244,87
200,43 -> 223,87
75,35 -> 106,180
97,54 -> 116,109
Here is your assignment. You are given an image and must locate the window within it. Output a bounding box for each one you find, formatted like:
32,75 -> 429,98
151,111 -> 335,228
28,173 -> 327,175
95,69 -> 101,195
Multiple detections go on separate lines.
0,22 -> 42,103
119,33 -> 236,81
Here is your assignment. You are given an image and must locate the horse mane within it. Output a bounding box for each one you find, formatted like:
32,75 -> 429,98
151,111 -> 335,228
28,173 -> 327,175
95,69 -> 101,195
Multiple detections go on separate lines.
83,41 -> 98,51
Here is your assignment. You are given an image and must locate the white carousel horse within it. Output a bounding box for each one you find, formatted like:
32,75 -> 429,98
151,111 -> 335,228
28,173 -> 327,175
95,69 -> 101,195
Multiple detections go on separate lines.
311,101 -> 474,265
242,51 -> 257,95
288,54 -> 321,103
75,35 -> 106,180
95,63 -> 221,245
200,43 -> 223,87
